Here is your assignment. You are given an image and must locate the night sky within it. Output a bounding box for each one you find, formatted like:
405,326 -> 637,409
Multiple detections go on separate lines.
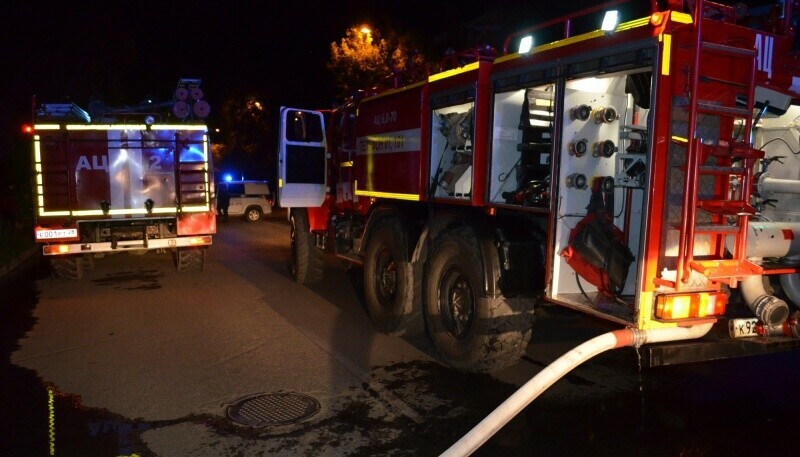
3,1 -> 611,128
5,2 -> 489,124
1,0 -> 637,185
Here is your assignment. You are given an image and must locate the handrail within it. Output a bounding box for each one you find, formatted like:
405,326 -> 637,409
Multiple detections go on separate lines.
501,0 -> 639,55
501,1 -> 796,56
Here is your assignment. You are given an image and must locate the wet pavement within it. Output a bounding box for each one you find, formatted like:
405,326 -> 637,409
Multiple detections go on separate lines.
3,222 -> 800,456
0,257 -> 144,456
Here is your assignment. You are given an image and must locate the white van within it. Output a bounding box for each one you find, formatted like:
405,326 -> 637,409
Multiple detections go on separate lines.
219,181 -> 272,222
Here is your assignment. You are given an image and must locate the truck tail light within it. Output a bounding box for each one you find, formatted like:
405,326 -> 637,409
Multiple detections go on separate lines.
655,292 -> 726,320
188,236 -> 212,246
43,245 -> 70,255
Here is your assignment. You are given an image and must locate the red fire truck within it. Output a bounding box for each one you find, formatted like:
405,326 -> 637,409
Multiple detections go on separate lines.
279,1 -> 800,372
30,79 -> 215,279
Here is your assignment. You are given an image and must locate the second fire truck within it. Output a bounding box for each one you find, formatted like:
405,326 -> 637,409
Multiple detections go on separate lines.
279,1 -> 800,372
30,79 -> 216,279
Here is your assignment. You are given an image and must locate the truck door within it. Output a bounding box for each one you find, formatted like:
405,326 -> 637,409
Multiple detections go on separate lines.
278,107 -> 327,207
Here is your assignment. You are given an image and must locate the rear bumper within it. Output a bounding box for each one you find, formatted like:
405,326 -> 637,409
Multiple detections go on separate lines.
41,235 -> 212,256
639,318 -> 800,367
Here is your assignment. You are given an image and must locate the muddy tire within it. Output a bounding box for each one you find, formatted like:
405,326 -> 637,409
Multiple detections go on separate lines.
424,227 -> 535,372
289,208 -> 323,284
363,220 -> 422,335
245,206 -> 263,222
51,256 -> 83,280
176,247 -> 205,272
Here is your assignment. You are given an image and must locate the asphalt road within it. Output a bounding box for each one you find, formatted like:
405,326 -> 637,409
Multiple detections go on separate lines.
3,211 -> 800,456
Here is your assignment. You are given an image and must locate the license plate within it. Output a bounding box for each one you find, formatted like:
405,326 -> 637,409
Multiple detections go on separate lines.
729,318 -> 760,338
35,228 -> 78,240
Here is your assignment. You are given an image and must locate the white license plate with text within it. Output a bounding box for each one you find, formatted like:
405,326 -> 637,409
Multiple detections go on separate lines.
35,228 -> 78,240
729,318 -> 760,338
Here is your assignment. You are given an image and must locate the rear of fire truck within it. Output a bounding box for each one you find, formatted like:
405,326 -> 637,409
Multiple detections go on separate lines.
31,80 -> 215,279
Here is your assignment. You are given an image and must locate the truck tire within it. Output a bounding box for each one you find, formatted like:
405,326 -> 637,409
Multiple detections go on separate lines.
424,227 -> 534,372
50,256 -> 83,280
176,247 -> 205,272
363,220 -> 422,335
245,206 -> 262,222
289,208 -> 323,284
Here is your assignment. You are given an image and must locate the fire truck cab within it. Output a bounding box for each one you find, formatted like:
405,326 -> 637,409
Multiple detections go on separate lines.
280,1 -> 800,371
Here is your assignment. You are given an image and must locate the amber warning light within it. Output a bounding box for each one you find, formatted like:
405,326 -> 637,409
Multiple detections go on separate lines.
655,292 -> 727,320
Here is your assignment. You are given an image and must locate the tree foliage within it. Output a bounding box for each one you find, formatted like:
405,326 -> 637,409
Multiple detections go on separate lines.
214,94 -> 273,181
327,26 -> 428,98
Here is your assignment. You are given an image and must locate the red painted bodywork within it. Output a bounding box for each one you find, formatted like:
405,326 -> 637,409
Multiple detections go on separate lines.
312,0 -> 800,304
355,86 -> 424,198
33,125 -> 216,241
177,212 -> 217,236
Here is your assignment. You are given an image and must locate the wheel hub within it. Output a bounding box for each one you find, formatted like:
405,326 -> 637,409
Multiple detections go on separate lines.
375,250 -> 397,306
439,266 -> 474,339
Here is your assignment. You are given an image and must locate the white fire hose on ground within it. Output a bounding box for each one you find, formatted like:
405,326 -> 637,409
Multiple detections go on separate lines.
440,323 -> 713,457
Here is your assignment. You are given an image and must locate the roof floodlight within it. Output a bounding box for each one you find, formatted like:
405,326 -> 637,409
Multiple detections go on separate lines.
601,10 -> 619,32
518,35 -> 533,54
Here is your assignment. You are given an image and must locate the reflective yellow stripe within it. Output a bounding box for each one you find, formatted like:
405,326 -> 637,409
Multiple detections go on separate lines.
151,125 -> 207,131
616,17 -> 651,32
39,207 -> 208,217
362,81 -> 427,102
671,135 -> 688,143
34,126 -> 211,218
181,205 -> 211,212
536,17 -> 651,55
66,124 -> 146,130
355,189 -> 420,201
428,61 -> 480,82
34,136 -> 41,162
661,33 -> 672,76
71,208 -> 189,216
496,17 -> 653,65
340,161 -> 354,167
34,124 -> 60,130
670,11 -> 693,24
65,124 -> 207,131
108,209 -> 147,215
38,210 -> 70,217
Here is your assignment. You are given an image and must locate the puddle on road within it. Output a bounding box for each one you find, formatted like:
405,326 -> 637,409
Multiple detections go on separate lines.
1,257 -> 153,456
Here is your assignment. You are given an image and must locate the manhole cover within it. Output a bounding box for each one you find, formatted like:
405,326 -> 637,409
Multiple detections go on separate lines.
226,392 -> 321,427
